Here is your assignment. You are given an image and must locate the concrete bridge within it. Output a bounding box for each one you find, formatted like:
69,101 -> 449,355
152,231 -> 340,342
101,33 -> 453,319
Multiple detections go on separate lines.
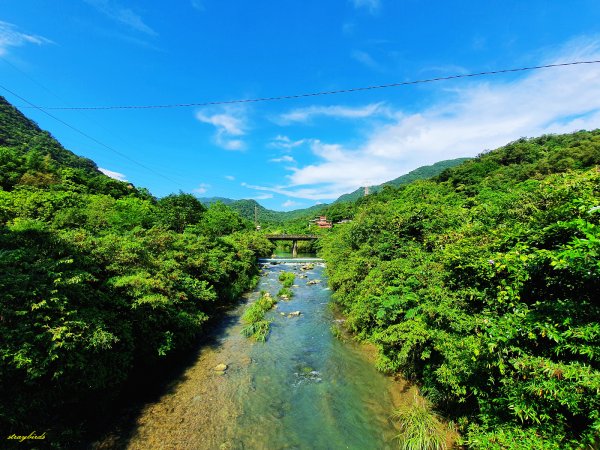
265,234 -> 318,257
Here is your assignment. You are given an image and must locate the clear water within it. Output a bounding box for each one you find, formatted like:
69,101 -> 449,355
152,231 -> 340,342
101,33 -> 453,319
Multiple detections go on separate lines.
111,259 -> 405,450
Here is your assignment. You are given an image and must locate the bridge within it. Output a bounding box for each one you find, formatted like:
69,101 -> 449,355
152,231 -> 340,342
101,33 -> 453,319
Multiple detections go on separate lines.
265,234 -> 318,257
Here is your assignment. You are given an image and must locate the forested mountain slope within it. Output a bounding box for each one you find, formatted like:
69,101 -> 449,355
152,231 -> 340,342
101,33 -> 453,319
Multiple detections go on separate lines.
0,97 -> 273,444
0,97 -> 145,198
334,157 -> 471,203
320,130 -> 600,448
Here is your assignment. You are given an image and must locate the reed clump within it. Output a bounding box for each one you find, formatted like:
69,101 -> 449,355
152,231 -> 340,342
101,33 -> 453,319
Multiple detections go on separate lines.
241,291 -> 277,341
391,395 -> 448,450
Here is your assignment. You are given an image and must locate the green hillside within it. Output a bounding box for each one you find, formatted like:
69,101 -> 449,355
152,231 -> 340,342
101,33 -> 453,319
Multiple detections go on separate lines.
0,96 -> 273,444
199,197 -> 325,226
321,130 -> 600,448
0,97 -> 144,198
198,158 -> 471,227
334,157 -> 471,203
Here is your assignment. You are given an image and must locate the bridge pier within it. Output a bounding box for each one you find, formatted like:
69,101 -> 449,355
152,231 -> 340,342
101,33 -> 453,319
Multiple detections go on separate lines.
265,234 -> 318,259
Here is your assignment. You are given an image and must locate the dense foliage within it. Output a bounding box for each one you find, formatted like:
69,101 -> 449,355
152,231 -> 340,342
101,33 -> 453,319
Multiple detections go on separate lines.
0,97 -> 273,441
320,131 -> 600,448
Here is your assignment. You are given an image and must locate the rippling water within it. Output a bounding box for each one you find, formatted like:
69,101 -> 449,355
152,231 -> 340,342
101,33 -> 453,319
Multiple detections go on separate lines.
98,258 -> 407,450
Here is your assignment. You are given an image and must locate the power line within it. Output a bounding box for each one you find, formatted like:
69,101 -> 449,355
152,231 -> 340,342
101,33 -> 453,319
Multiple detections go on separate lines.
0,84 -> 182,186
17,59 -> 600,111
0,55 -> 191,183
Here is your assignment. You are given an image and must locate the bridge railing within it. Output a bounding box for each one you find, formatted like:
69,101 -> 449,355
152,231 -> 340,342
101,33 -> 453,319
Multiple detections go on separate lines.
265,234 -> 318,240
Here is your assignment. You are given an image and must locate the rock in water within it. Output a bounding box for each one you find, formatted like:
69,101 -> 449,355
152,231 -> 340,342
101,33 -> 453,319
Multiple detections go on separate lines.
214,363 -> 228,371
288,311 -> 301,317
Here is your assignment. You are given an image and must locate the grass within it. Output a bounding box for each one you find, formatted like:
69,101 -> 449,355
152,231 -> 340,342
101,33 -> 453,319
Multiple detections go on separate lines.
391,395 -> 448,450
240,320 -> 271,342
278,272 -> 296,288
277,287 -> 294,299
241,291 -> 277,342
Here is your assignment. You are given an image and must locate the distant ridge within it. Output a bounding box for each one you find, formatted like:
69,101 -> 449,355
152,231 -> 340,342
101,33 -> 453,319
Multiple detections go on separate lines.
197,157 -> 470,223
198,196 -> 236,205
334,157 -> 471,203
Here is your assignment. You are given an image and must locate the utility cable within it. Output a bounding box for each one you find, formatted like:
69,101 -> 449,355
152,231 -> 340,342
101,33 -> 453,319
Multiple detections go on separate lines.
0,56 -> 191,183
18,59 -> 600,111
0,83 -> 182,186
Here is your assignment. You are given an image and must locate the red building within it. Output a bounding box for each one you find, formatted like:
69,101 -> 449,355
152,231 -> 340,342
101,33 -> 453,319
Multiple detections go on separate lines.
314,216 -> 332,228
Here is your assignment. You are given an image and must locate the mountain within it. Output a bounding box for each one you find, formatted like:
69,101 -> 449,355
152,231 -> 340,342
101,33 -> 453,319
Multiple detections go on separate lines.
198,198 -> 325,224
197,158 -> 471,223
197,196 -> 236,205
334,157 -> 471,203
0,96 -> 141,198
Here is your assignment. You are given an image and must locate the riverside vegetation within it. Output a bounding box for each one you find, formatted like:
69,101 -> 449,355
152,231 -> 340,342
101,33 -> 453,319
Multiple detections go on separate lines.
2,93 -> 599,449
240,291 -> 277,342
320,130 -> 600,448
0,97 -> 273,444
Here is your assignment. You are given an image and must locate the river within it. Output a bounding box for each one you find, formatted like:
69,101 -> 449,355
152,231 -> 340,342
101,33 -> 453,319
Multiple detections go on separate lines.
92,257 -> 413,450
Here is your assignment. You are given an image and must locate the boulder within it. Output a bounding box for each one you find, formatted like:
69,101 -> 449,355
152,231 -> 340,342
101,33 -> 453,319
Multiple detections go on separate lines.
214,363 -> 228,371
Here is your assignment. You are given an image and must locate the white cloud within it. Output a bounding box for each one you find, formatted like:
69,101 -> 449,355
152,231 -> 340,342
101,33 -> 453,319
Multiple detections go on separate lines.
278,103 -> 390,124
0,21 -> 53,56
196,107 -> 248,151
245,39 -> 600,201
193,183 -> 210,195
241,180 -> 349,201
99,167 -> 128,181
351,0 -> 380,14
270,155 -> 296,163
225,175 -> 235,181
269,135 -> 308,150
85,0 -> 157,36
282,200 -> 302,208
253,193 -> 273,200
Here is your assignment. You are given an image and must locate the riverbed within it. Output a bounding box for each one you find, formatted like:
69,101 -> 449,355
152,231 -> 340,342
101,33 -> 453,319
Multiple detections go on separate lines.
92,258 -> 413,449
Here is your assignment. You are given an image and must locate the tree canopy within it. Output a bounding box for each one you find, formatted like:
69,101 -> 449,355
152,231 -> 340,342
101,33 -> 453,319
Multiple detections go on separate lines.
320,130 -> 600,448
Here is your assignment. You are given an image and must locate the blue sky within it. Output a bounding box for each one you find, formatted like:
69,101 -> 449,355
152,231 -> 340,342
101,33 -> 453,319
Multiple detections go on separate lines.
2,1 -> 600,210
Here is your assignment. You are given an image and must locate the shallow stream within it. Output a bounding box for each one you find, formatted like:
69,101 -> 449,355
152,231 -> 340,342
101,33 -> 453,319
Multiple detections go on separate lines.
96,258 -> 410,449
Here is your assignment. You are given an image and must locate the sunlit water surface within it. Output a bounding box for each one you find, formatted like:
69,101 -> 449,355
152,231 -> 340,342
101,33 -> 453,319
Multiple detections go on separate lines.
105,258 -> 406,450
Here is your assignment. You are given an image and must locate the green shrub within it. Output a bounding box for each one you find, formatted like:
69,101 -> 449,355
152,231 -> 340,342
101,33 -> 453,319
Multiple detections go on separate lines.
392,396 -> 447,450
278,271 -> 296,287
278,287 -> 294,299
240,292 -> 277,341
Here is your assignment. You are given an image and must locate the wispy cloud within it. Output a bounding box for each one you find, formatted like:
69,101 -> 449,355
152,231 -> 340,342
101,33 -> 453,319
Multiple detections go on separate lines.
351,0 -> 380,14
241,180 -> 348,201
191,0 -> 205,11
85,0 -> 157,36
246,38 -> 600,201
0,21 -> 53,56
193,183 -> 210,194
270,155 -> 296,163
99,167 -> 128,181
196,107 -> 248,151
225,175 -> 235,181
269,135 -> 308,150
278,103 -> 391,124
253,193 -> 273,200
351,50 -> 384,71
282,200 -> 302,208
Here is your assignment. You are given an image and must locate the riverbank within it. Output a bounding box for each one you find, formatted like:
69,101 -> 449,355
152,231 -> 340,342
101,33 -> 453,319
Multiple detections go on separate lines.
90,259 -> 411,449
